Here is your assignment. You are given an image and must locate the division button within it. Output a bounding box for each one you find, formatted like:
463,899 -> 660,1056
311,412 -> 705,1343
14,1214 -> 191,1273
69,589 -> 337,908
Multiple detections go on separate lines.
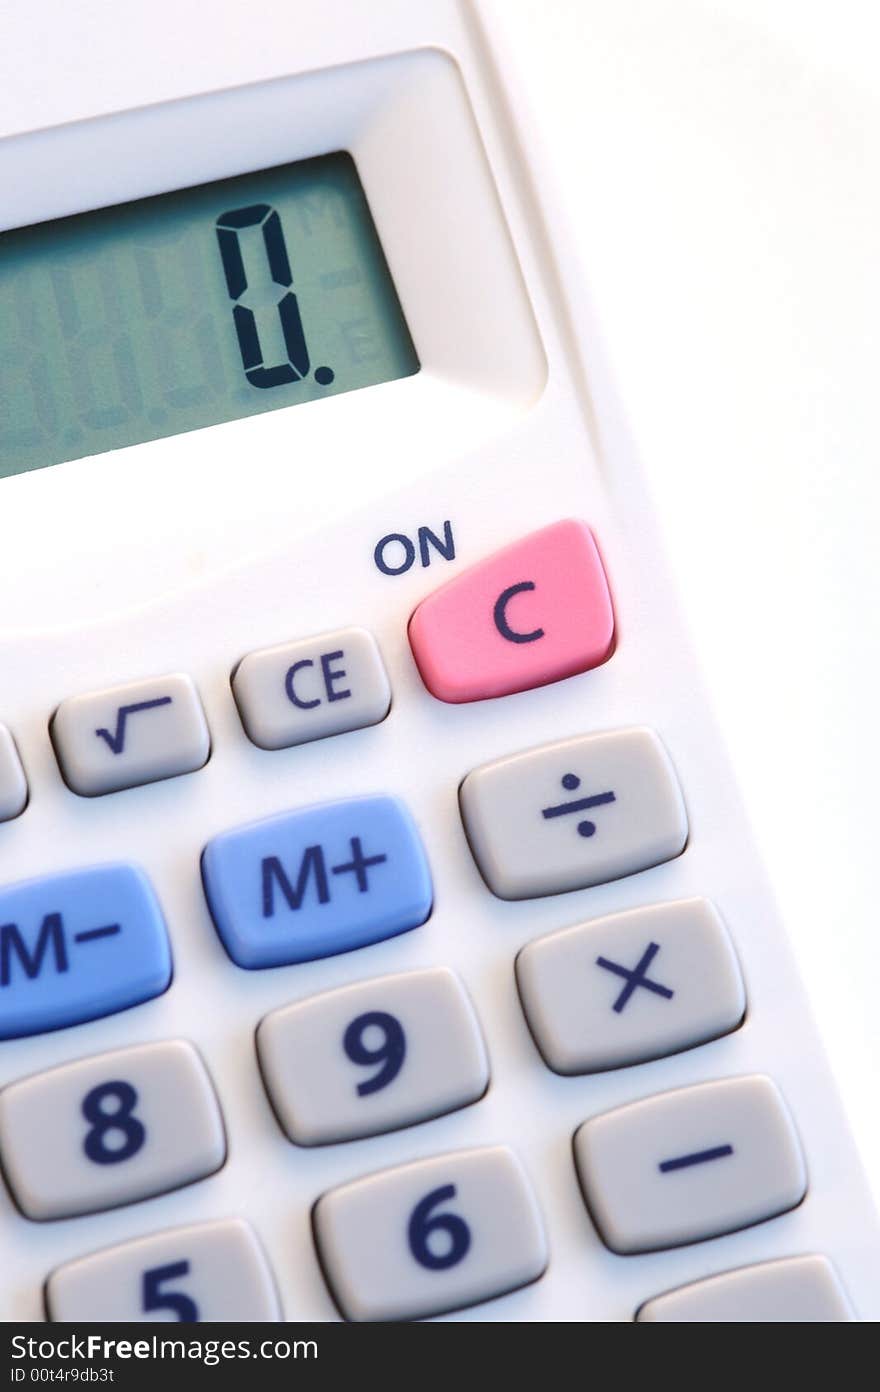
0,725 -> 27,822
257,967 -> 489,1145
636,1255 -> 854,1321
202,796 -> 433,969
408,519 -> 614,703
573,1075 -> 807,1254
0,1040 -> 226,1220
232,626 -> 391,751
46,1219 -> 280,1321
0,863 -> 171,1040
516,899 -> 745,1073
460,727 -> 688,900
313,1146 -> 548,1321
51,672 -> 210,797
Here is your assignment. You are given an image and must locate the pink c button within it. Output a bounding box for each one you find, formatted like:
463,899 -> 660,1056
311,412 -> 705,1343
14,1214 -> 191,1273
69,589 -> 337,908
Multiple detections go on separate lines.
407,519 -> 615,703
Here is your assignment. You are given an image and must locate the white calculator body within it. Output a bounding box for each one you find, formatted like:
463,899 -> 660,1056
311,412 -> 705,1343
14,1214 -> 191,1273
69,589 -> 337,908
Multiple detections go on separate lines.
0,0 -> 878,1322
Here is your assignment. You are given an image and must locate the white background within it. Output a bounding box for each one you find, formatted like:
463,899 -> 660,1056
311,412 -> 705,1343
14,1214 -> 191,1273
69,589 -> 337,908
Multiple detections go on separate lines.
489,0 -> 880,1204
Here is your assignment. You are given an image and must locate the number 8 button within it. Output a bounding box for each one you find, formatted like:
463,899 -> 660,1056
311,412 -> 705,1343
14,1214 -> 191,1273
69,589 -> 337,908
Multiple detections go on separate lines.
0,1041 -> 226,1219
313,1146 -> 548,1321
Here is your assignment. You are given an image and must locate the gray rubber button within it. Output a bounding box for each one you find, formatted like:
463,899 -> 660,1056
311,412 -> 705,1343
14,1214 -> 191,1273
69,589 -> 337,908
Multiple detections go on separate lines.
0,725 -> 27,821
516,899 -> 745,1073
258,967 -> 489,1145
0,1040 -> 226,1219
232,627 -> 391,750
46,1218 -> 280,1322
314,1145 -> 548,1321
51,673 -> 210,797
637,1254 -> 854,1321
459,727 -> 688,900
574,1074 -> 807,1254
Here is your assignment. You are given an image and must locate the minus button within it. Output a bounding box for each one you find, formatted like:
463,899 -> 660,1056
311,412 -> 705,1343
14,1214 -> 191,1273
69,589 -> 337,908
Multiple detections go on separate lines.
658,1143 -> 734,1174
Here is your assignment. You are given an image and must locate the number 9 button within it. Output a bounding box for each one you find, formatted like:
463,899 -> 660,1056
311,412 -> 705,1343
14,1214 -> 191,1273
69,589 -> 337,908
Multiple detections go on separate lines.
257,968 -> 489,1145
313,1146 -> 548,1321
0,1040 -> 226,1219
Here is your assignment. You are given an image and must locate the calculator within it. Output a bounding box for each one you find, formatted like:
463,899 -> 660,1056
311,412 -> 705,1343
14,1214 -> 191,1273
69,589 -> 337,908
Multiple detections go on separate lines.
0,0 -> 878,1323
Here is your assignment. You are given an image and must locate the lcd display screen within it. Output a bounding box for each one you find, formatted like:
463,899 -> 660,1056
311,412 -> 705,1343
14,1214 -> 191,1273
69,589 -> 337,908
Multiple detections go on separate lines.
0,152 -> 419,478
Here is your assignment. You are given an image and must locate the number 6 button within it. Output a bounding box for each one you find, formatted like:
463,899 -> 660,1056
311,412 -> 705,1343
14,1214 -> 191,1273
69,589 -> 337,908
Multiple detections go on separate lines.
257,968 -> 489,1145
313,1147 -> 548,1321
0,1041 -> 226,1219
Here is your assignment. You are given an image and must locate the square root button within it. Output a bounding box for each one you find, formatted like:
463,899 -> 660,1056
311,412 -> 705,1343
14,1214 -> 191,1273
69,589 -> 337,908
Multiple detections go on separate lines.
202,796 -> 433,968
51,673 -> 210,797
460,728 -> 688,900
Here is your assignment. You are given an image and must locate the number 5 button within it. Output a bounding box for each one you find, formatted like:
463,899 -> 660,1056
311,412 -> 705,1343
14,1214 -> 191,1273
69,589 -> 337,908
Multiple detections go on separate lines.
46,1219 -> 280,1322
0,1041 -> 226,1219
257,968 -> 489,1145
313,1147 -> 548,1320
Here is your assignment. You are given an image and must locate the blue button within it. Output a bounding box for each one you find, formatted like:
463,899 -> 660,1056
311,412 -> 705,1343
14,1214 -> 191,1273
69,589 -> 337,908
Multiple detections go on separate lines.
202,796 -> 433,969
0,864 -> 172,1040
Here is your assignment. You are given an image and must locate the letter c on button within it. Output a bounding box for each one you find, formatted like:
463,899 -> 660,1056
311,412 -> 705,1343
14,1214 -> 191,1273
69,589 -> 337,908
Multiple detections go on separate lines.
284,660 -> 321,710
493,581 -> 545,644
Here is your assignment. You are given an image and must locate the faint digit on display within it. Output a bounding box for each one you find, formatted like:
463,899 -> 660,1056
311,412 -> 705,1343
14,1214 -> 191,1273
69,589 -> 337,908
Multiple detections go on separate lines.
408,1184 -> 472,1271
82,1080 -> 146,1165
342,1010 -> 406,1096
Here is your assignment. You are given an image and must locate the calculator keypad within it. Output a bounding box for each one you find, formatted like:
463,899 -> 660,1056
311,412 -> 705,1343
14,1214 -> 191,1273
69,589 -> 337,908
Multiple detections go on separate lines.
313,1146 -> 548,1321
232,626 -> 391,750
0,515 -> 852,1321
46,1218 -> 280,1322
0,1040 -> 225,1220
0,724 -> 27,822
516,899 -> 745,1073
574,1075 -> 807,1254
408,518 -> 614,703
460,727 -> 688,900
0,864 -> 171,1040
637,1254 -> 853,1322
257,968 -> 489,1145
202,795 -> 432,968
51,672 -> 210,797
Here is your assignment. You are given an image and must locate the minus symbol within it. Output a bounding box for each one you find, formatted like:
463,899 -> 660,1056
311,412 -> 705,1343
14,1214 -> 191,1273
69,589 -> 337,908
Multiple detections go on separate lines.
658,1144 -> 734,1173
74,924 -> 121,943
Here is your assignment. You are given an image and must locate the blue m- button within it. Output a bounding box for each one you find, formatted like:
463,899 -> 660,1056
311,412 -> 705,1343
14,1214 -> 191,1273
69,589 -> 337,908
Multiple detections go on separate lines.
201,796 -> 433,968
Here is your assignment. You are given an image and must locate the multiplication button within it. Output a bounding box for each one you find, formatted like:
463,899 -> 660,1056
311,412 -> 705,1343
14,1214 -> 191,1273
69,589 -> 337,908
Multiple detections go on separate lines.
0,1041 -> 226,1219
51,672 -> 210,797
0,864 -> 171,1039
460,728 -> 688,900
258,968 -> 489,1145
47,1219 -> 280,1321
574,1075 -> 807,1254
516,900 -> 745,1073
314,1146 -> 548,1321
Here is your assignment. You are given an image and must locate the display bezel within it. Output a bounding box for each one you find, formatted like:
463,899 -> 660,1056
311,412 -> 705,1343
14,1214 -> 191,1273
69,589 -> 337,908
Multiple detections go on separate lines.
0,50 -> 546,630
